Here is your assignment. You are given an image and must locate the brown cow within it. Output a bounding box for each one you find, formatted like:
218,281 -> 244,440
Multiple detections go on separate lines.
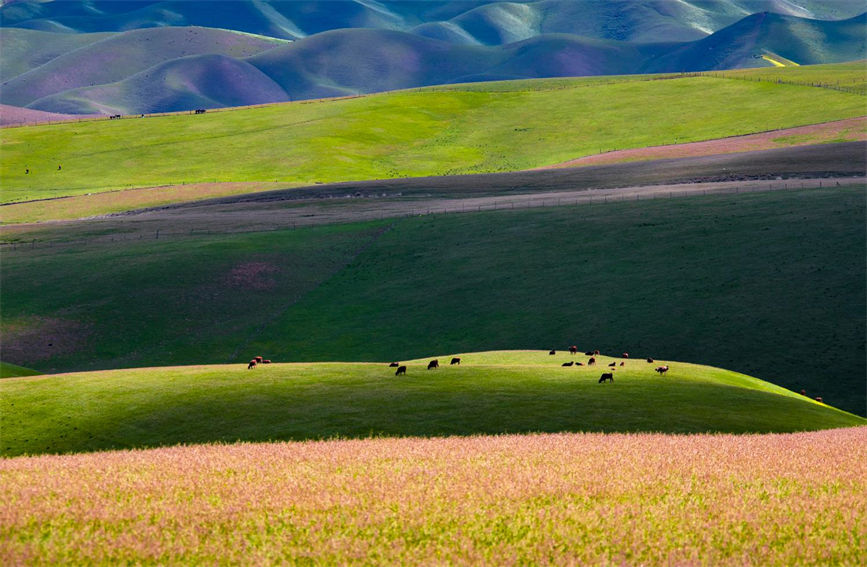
254,356 -> 264,364
622,352 -> 629,358
428,360 -> 439,370
619,361 -> 625,366
598,373 -> 614,383
575,362 -> 584,366
263,359 -> 271,364
569,345 -> 578,355
562,361 -> 574,367
395,365 -> 407,376
389,362 -> 400,367
815,397 -> 823,403
588,357 -> 596,365
655,365 -> 669,375
594,350 -> 600,355
247,359 -> 257,369
450,357 -> 461,365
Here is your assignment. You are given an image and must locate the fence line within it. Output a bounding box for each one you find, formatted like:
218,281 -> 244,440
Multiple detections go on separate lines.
3,178 -> 860,251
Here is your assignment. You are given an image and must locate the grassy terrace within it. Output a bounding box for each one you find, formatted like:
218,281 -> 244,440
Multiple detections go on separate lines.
2,350 -> 863,457
2,66 -> 865,204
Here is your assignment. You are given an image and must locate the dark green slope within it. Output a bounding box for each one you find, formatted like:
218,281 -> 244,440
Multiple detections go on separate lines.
2,186 -> 864,415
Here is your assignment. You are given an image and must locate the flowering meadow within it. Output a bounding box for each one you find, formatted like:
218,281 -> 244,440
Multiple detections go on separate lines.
2,427 -> 864,566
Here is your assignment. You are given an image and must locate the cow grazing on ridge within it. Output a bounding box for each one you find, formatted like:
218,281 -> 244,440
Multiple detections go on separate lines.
254,356 -> 264,364
428,360 -> 439,370
450,357 -> 461,365
247,359 -> 257,370
655,365 -> 669,375
389,362 -> 400,367
815,397 -> 823,403
395,365 -> 407,376
599,373 -> 614,383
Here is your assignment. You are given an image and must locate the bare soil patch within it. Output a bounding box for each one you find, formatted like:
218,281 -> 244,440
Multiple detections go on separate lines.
541,117 -> 867,169
1,317 -> 90,364
0,104 -> 99,127
226,262 -> 280,291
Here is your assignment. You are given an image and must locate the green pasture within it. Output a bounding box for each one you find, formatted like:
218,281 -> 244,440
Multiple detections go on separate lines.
2,351 -> 863,456
711,60 -> 867,94
2,186 -> 864,415
2,67 -> 865,204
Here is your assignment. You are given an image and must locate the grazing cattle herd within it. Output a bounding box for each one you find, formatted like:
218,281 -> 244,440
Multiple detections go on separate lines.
237,349 -> 821,401
377,347 -> 672,384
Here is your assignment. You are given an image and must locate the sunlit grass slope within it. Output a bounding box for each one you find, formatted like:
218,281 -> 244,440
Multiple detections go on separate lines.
2,187 -> 864,414
1,351 -> 863,456
2,67 -> 864,203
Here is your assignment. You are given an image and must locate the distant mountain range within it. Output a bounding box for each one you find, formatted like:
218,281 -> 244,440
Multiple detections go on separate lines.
2,0 -> 865,115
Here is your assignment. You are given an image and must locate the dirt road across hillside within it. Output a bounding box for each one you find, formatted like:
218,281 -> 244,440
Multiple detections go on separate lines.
2,142 -> 864,245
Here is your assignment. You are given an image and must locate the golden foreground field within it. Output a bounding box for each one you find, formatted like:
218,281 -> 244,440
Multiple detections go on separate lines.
2,427 -> 865,566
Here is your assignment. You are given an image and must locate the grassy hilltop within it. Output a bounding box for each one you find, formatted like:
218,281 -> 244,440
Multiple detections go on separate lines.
2,350 -> 863,457
2,65 -> 865,204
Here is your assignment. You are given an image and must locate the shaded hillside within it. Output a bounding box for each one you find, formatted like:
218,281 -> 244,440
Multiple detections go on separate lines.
3,1 -> 864,42
3,12 -> 864,114
649,12 -> 867,71
2,184 -> 865,415
28,54 -> 290,115
0,26 -> 286,108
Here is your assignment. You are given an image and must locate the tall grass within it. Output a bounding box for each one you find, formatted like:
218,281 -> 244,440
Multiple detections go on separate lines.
2,428 -> 865,565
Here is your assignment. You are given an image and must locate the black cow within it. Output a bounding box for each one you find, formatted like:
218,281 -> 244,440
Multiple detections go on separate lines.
428,360 -> 439,370
562,361 -> 574,367
395,365 -> 407,376
389,362 -> 400,367
569,346 -> 578,355
608,362 -> 616,367
599,373 -> 614,383
450,357 -> 461,365
588,357 -> 596,365
247,359 -> 257,370
655,365 -> 669,375
549,349 -> 556,355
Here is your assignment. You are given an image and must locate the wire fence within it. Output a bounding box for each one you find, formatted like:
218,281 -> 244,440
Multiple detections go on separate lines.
3,178 -> 861,251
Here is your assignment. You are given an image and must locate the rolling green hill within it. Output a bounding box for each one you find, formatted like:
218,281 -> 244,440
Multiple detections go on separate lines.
2,68 -> 865,204
1,351 -> 863,457
2,186 -> 864,415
